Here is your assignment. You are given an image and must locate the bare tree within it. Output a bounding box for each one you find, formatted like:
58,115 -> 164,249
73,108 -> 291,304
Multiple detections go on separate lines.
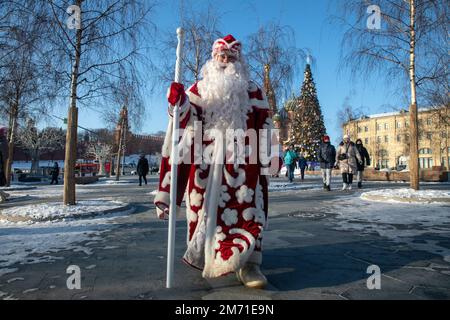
0,1 -> 57,186
45,0 -> 157,204
16,120 -> 65,173
338,97 -> 365,132
334,0 -> 447,190
86,142 -> 112,176
246,22 -> 305,114
157,3 -> 222,85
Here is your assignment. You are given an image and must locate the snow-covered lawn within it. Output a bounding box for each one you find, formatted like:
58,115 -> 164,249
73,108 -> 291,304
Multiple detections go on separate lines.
0,200 -> 130,222
0,208 -> 132,278
328,192 -> 450,263
361,188 -> 450,204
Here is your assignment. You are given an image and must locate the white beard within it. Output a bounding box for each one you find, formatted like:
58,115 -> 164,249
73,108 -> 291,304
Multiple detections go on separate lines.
197,59 -> 251,132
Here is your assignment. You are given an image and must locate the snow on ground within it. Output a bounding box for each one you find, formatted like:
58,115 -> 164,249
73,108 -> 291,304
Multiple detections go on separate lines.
327,192 -> 450,262
0,200 -> 128,222
268,182 -> 320,192
361,188 -> 450,203
89,179 -> 135,185
4,184 -> 92,200
0,208 -> 133,278
0,186 -> 36,191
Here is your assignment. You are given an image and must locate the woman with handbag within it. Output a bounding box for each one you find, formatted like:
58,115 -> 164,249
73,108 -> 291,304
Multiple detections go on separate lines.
335,135 -> 362,190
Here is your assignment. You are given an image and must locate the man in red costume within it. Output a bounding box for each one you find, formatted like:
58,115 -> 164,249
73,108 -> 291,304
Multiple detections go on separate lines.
155,34 -> 280,289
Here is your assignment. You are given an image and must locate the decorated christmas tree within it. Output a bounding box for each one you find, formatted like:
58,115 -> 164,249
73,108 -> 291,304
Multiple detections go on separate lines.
289,64 -> 326,161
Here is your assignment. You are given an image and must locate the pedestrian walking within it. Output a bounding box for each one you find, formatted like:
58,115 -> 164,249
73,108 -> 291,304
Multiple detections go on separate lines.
284,144 -> 298,183
50,162 -> 60,185
318,135 -> 336,191
137,154 -> 149,186
336,135 -> 362,190
297,152 -> 307,181
355,139 -> 371,188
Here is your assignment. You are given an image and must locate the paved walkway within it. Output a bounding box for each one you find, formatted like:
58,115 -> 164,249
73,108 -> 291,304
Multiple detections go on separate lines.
1,176 -> 449,300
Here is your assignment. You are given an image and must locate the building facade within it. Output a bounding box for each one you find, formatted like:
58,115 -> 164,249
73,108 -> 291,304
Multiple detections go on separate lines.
342,107 -> 450,170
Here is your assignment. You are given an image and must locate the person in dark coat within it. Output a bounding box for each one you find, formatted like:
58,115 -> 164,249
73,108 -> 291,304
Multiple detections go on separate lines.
50,162 -> 60,185
137,154 -> 149,186
318,135 -> 336,191
297,152 -> 307,181
355,138 -> 371,188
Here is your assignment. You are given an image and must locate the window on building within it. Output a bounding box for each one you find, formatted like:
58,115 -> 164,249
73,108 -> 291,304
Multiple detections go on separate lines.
419,157 -> 433,169
405,121 -> 410,127
396,121 -> 401,128
427,118 -> 432,125
405,134 -> 410,142
377,136 -> 381,143
377,123 -> 381,131
384,123 -> 389,130
365,138 -> 369,145
357,126 -> 362,133
384,136 -> 389,143
426,132 -> 432,140
442,132 -> 447,138
419,148 -> 432,154
378,160 -> 389,169
397,135 -> 401,142
364,126 -> 368,132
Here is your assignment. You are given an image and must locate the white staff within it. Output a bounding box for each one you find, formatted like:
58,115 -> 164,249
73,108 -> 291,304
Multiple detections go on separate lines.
167,27 -> 184,289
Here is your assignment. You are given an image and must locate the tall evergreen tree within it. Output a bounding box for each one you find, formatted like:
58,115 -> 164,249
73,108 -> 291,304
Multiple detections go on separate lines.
290,64 -> 326,161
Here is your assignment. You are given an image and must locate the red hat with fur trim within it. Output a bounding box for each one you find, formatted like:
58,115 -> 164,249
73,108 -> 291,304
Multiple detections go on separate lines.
212,34 -> 242,59
322,135 -> 330,142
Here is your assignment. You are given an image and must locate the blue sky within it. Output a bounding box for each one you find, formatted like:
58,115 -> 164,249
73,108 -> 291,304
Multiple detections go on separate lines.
58,0 -> 405,143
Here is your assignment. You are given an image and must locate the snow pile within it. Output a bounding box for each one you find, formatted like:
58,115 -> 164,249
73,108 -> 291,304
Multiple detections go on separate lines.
0,200 -> 129,222
361,188 -> 450,204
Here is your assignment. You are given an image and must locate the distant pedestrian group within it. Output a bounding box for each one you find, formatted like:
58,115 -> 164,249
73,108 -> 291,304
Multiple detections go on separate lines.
282,134 -> 371,191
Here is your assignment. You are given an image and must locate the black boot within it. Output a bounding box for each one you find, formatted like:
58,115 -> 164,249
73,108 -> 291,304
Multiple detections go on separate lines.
323,183 -> 327,190
326,185 -> 331,191
358,182 -> 362,189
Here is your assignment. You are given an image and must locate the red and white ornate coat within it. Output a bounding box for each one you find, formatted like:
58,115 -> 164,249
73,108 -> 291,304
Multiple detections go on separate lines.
155,81 -> 280,278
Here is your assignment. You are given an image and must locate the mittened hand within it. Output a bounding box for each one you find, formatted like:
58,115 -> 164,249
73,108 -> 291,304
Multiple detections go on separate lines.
167,82 -> 186,106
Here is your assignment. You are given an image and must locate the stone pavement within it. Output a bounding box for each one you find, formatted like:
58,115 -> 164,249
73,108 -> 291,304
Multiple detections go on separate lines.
0,176 -> 449,300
